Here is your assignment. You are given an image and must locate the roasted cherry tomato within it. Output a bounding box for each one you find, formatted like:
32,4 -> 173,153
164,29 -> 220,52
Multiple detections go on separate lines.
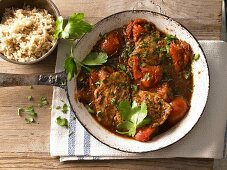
140,66 -> 162,88
135,127 -> 156,142
100,32 -> 121,56
167,96 -> 189,125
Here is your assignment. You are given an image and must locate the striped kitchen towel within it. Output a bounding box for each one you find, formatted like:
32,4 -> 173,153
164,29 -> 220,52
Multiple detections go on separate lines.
50,40 -> 227,161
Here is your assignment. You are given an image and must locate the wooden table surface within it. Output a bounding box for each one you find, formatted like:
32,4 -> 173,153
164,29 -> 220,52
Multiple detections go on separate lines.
0,0 -> 226,169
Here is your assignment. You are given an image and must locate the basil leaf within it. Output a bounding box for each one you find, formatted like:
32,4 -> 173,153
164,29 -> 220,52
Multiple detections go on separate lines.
193,54 -> 200,61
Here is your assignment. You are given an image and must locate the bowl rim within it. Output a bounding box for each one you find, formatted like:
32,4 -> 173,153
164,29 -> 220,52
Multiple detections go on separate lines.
0,0 -> 61,65
69,9 -> 210,153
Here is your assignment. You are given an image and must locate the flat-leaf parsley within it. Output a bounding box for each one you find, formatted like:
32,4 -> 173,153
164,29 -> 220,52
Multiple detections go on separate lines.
116,100 -> 151,137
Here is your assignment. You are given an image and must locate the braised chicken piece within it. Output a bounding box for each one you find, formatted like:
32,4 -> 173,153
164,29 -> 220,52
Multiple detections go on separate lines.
93,72 -> 131,128
169,40 -> 192,72
156,83 -> 172,102
133,90 -> 172,128
128,36 -> 163,67
125,18 -> 156,42
100,31 -> 123,56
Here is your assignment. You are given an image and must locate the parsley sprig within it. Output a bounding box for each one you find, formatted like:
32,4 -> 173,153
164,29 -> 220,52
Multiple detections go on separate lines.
116,100 -> 151,137
55,13 -> 108,81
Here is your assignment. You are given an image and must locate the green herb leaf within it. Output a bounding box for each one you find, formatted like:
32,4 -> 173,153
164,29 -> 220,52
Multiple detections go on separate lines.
118,64 -> 127,71
97,110 -> 102,117
61,13 -> 92,39
130,102 -> 148,125
99,32 -> 105,39
39,97 -> 49,107
86,105 -> 95,114
62,103 -> 68,114
131,84 -> 138,92
188,87 -> 193,93
25,105 -> 37,117
193,54 -> 200,61
95,81 -> 101,87
117,100 -> 132,120
56,116 -> 68,128
137,117 -> 151,128
64,56 -> 77,81
56,106 -> 61,110
28,96 -> 33,101
82,52 -> 108,66
54,16 -> 64,39
139,41 -> 149,48
116,121 -> 136,136
184,71 -> 191,79
116,100 -> 150,137
166,34 -> 177,45
126,46 -> 133,55
140,62 -> 146,67
17,108 -> 24,116
25,116 -> 35,124
143,51 -> 149,58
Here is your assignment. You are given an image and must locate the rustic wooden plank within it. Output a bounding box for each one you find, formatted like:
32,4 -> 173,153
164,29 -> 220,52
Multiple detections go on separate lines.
0,86 -> 52,153
213,159 -> 227,170
52,0 -> 222,40
0,153 -> 214,170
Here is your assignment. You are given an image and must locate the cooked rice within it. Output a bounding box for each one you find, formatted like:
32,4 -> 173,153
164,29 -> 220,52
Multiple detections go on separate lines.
0,6 -> 56,62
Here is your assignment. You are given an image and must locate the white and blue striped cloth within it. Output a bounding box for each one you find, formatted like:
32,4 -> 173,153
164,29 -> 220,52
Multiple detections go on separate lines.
50,40 -> 227,161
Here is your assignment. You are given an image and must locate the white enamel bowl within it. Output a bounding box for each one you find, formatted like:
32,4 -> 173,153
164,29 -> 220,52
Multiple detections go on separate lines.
66,10 -> 210,153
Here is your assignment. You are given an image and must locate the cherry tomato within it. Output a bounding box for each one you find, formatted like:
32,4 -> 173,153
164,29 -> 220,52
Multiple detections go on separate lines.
140,65 -> 162,86
167,96 -> 189,125
135,127 -> 156,142
100,32 -> 120,56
